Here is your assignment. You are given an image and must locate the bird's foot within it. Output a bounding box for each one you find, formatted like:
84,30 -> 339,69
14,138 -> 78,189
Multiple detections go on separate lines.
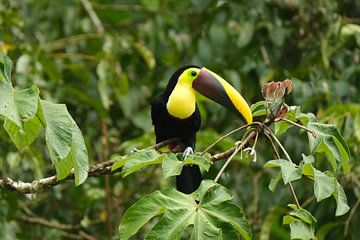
182,147 -> 194,160
130,147 -> 140,153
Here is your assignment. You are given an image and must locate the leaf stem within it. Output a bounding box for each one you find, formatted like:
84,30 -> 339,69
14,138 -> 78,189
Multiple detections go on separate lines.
264,132 -> 280,159
201,122 -> 261,155
344,198 -> 360,236
214,131 -> 256,183
266,128 -> 293,163
279,118 -> 316,138
265,128 -> 301,208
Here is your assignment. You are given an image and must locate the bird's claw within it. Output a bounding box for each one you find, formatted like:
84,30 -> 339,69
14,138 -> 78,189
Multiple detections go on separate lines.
130,147 -> 140,153
182,147 -> 194,160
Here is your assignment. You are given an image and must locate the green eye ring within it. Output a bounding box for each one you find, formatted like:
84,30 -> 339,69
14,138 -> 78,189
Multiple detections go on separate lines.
191,71 -> 197,77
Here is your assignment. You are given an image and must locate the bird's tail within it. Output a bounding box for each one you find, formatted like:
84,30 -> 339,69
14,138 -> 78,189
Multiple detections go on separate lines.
176,165 -> 202,194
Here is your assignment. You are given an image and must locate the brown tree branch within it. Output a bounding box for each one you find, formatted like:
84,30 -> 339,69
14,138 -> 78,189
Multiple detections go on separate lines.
0,159 -> 118,193
0,137 -> 235,194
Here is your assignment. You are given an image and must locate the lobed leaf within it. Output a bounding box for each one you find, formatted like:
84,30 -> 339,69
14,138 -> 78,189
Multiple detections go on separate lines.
119,180 -> 252,240
121,149 -> 162,177
264,159 -> 302,185
283,205 -> 317,240
307,122 -> 350,173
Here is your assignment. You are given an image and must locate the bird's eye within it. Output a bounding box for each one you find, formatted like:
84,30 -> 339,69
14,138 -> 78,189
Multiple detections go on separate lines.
191,71 -> 197,77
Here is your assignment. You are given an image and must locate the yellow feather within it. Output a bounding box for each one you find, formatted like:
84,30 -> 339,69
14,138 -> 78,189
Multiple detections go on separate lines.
167,74 -> 196,119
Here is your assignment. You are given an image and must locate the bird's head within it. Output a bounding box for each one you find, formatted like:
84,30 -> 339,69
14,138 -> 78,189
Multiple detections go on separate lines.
166,66 -> 252,124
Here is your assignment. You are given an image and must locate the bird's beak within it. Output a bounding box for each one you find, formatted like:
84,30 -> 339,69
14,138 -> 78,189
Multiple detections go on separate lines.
192,67 -> 253,124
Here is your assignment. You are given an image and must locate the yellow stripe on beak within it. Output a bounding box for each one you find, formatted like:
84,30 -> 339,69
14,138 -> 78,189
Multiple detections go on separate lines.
192,67 -> 253,124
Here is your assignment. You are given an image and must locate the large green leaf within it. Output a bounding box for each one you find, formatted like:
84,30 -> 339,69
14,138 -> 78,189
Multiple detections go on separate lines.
264,159 -> 302,185
39,100 -> 74,162
119,180 -> 252,240
39,100 -> 89,185
307,122 -> 350,173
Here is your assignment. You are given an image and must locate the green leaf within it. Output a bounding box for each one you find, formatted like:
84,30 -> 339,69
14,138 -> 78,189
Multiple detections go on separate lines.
283,205 -> 317,240
332,181 -> 350,216
0,86 -> 39,128
0,52 -> 12,84
307,122 -> 350,173
121,149 -> 162,177
313,170 -> 334,202
39,100 -> 89,185
69,118 -> 89,185
162,153 -> 183,178
184,154 -> 212,172
289,221 -> 316,240
119,180 -> 252,240
3,113 -> 41,149
264,159 -> 302,184
268,171 -> 282,192
251,101 -> 267,117
275,121 -> 292,136
1,54 -> 39,128
287,205 -> 317,225
39,100 -> 73,161
162,153 -> 212,178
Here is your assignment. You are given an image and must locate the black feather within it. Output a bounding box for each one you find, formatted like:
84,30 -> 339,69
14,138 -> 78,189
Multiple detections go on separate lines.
151,65 -> 202,194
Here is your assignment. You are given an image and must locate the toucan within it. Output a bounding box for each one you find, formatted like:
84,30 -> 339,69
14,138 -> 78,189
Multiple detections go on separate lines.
151,65 -> 252,194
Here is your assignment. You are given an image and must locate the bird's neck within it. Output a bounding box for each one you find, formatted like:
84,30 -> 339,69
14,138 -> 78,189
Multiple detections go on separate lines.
166,82 -> 196,119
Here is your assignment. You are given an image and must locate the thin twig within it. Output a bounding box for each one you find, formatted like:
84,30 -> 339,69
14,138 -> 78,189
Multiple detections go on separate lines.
266,128 -> 301,208
279,118 -> 316,138
251,131 -> 259,154
344,198 -> 360,236
301,195 -> 315,208
267,129 -> 293,163
264,132 -> 280,159
201,123 -> 256,155
80,0 -> 105,34
19,216 -> 82,231
143,138 -> 179,151
214,131 -> 256,183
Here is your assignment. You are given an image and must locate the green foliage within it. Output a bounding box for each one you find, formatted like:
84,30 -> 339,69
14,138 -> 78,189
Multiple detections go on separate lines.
119,180 -> 251,240
0,53 -> 88,185
283,205 -> 317,240
1,0 -> 359,239
111,149 -> 212,179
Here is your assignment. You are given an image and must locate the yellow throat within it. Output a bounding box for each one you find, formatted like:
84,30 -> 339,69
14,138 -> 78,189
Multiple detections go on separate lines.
167,74 -> 196,119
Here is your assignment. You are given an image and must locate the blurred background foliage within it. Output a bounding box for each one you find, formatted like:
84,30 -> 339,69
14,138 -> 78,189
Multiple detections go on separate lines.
0,0 -> 359,239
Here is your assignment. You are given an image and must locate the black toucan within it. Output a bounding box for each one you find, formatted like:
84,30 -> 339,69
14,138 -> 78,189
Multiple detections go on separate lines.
151,65 -> 252,194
